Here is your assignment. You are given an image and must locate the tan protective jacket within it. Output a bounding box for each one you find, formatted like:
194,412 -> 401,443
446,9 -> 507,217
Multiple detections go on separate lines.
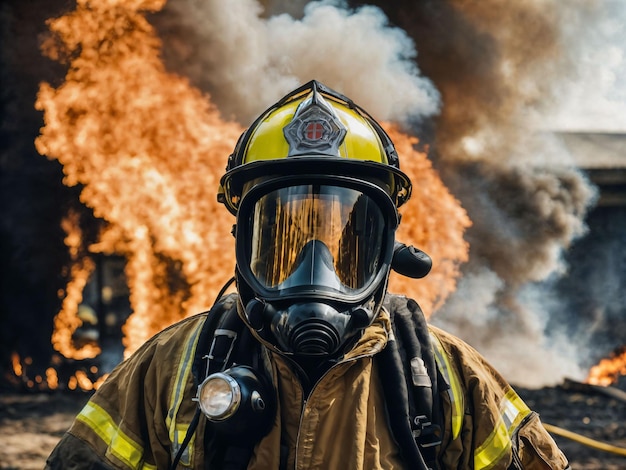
46,294 -> 569,469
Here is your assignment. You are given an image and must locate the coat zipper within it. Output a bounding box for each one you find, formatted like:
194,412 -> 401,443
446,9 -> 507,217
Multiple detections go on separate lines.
293,345 -> 384,469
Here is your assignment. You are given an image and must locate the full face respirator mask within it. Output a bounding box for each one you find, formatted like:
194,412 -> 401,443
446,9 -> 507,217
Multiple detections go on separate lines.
234,176 -> 399,357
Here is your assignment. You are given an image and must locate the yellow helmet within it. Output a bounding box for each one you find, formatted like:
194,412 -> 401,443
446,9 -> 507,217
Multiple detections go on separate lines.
218,80 -> 412,215
219,80 -> 415,357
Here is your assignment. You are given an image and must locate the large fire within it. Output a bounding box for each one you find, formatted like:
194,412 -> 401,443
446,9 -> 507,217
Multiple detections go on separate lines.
35,0 -> 243,362
9,0 -> 619,393
25,0 -> 471,390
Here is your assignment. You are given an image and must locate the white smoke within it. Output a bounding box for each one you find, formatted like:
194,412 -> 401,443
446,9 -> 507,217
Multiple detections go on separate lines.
434,268 -> 589,388
541,0 -> 626,132
156,0 -> 440,123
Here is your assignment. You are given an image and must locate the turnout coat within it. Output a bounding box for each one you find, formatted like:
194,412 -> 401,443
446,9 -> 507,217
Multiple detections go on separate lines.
46,294 -> 569,469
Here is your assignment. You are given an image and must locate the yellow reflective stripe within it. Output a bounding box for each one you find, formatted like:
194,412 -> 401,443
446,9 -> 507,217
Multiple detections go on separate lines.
474,419 -> 510,470
430,332 -> 464,440
474,389 -> 532,469
76,401 -> 155,470
165,321 -> 203,466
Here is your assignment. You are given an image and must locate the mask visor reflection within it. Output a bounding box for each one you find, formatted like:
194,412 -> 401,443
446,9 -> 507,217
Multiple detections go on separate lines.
247,185 -> 385,294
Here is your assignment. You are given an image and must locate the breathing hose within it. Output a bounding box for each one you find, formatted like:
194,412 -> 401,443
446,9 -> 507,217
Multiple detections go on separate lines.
543,423 -> 626,457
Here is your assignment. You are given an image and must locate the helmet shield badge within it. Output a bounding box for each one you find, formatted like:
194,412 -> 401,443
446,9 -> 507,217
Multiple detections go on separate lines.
283,87 -> 347,157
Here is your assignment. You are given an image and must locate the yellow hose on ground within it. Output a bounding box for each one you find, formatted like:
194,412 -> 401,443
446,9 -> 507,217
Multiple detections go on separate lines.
543,423 -> 626,457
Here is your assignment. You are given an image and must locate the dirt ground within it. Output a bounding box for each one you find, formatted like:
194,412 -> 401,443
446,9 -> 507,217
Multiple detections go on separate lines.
517,382 -> 626,470
1,382 -> 625,469
0,392 -> 90,470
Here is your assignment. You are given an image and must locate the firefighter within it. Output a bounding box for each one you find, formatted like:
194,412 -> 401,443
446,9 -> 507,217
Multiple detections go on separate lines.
46,81 -> 570,469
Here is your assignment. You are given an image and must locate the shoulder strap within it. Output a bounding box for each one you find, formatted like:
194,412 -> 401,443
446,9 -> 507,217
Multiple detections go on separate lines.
170,292 -> 242,470
204,297 -> 247,376
380,294 -> 445,470
192,293 -> 240,383
168,292 -> 251,470
192,293 -> 263,470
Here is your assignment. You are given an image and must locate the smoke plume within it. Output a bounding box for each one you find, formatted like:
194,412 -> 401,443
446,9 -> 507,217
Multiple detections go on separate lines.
348,0 -> 605,386
151,0 -> 605,386
153,0 -> 440,123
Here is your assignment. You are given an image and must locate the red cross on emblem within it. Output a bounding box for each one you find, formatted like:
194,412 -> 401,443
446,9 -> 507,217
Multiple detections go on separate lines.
304,121 -> 325,141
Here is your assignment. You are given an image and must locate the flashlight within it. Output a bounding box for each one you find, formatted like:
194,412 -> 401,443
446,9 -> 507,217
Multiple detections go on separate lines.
195,365 -> 275,438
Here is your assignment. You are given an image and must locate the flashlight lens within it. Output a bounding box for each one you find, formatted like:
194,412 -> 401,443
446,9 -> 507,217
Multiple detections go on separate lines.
197,373 -> 241,420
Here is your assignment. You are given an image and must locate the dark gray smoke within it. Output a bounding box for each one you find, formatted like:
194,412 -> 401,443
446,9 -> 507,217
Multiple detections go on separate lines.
343,0 -> 618,386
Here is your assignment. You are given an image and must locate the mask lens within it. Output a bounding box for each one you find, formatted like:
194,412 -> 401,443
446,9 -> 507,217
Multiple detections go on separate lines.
246,184 -> 386,295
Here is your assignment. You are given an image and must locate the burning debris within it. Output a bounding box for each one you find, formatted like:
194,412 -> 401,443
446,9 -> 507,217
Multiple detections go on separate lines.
587,346 -> 626,387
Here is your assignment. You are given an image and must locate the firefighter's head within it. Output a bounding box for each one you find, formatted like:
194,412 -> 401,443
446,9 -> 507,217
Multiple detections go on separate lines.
218,80 -> 412,358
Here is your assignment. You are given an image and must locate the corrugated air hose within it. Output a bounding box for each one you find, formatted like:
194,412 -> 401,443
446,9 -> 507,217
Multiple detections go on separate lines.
543,423 -> 626,457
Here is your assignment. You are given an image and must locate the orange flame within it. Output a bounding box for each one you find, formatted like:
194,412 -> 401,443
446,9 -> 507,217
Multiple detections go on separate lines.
51,210 -> 100,359
46,368 -> 60,390
36,0 -> 243,357
386,125 -> 471,316
11,352 -> 22,377
586,348 -> 626,386
35,1 -> 470,365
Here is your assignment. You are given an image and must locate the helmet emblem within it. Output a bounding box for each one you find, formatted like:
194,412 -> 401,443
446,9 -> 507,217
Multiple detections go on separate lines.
304,121 -> 325,141
284,85 -> 347,157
